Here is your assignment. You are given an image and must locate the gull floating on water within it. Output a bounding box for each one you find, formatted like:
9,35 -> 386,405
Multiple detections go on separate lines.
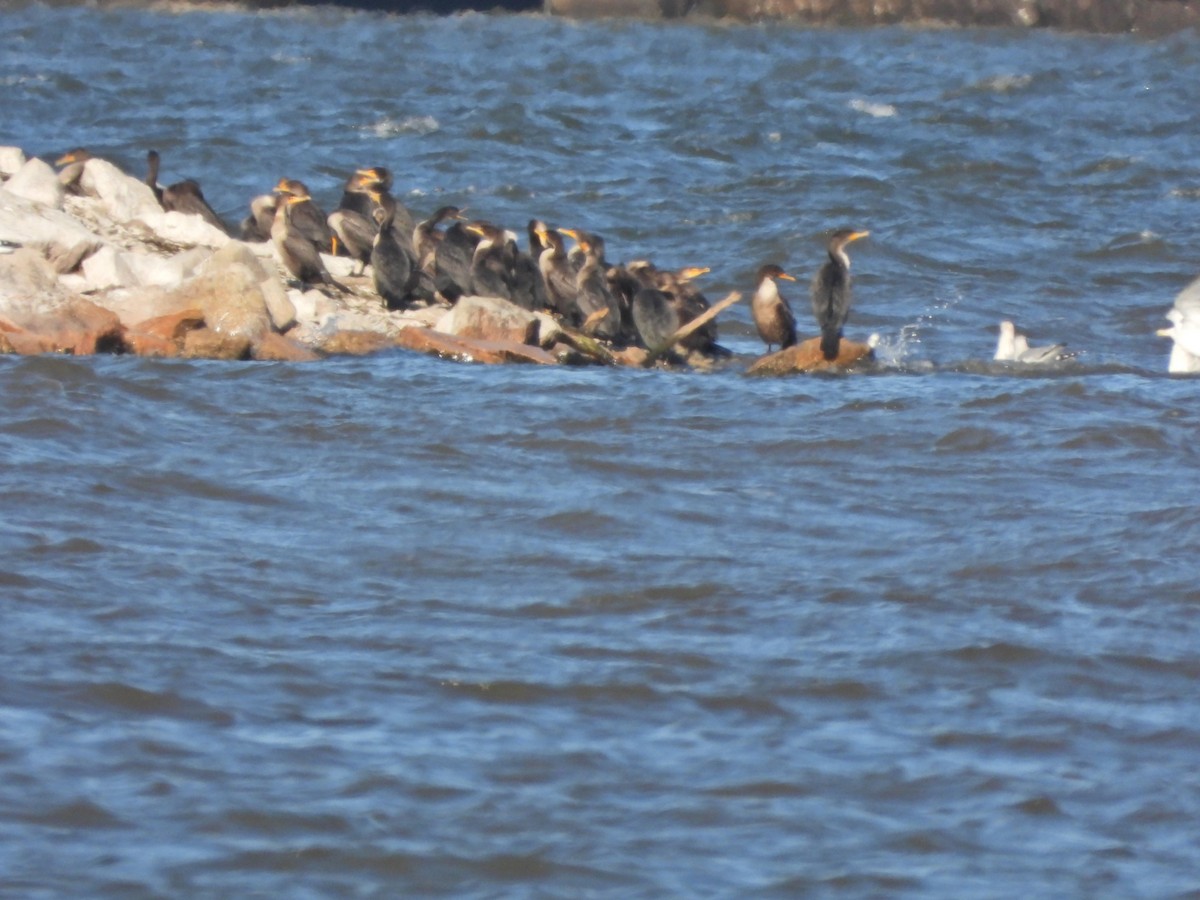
994,320 -> 1074,364
1157,276 -> 1200,374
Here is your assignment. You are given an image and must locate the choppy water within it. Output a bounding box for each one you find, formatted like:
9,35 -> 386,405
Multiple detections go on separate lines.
3,5 -> 1200,896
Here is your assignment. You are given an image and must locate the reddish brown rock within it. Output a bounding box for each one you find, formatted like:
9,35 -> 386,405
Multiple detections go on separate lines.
396,327 -> 557,365
321,330 -> 395,357
124,308 -> 205,357
746,336 -> 874,375
182,327 -> 251,361
11,298 -> 126,355
124,331 -> 180,358
253,332 -> 321,362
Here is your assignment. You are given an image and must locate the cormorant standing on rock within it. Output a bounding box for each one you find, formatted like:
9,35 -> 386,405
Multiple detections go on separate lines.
146,150 -> 227,234
561,228 -> 621,340
274,178 -> 334,253
811,228 -> 869,360
371,198 -> 420,310
327,169 -> 381,270
414,206 -> 466,273
629,261 -> 679,352
509,220 -> 549,312
536,225 -> 579,319
271,187 -> 346,293
752,264 -> 798,352
663,266 -> 718,354
240,194 -> 277,242
466,222 -> 515,301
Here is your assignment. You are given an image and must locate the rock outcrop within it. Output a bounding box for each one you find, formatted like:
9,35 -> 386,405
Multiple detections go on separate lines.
0,143 -> 756,373
746,336 -> 874,375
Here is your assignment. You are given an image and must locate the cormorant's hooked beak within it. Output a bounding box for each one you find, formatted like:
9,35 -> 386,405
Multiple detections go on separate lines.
274,178 -> 292,194
848,230 -> 870,243
679,266 -> 710,280
778,272 -> 797,282
55,150 -> 84,167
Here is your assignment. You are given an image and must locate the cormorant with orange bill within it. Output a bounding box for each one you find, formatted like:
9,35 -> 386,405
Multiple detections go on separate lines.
752,264 -> 798,352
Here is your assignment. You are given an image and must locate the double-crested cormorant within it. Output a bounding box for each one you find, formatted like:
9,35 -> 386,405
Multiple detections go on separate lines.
752,264 -> 798,352
274,178 -> 334,253
434,217 -> 479,303
810,228 -> 869,361
271,187 -> 346,293
509,220 -> 549,312
466,221 -> 516,301
664,266 -> 716,354
240,194 -> 278,242
371,198 -> 420,310
146,150 -> 227,233
536,225 -> 579,318
560,228 -> 620,340
629,261 -> 680,352
54,147 -> 91,194
414,206 -> 465,272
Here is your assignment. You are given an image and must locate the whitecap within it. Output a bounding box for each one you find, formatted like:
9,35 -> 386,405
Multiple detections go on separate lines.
849,99 -> 896,118
362,116 -> 441,138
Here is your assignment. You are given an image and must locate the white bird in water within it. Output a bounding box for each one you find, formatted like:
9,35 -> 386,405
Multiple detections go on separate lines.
1157,277 -> 1200,374
994,320 -> 1074,364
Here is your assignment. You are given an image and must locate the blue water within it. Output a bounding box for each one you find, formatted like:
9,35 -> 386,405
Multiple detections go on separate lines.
2,6 -> 1200,896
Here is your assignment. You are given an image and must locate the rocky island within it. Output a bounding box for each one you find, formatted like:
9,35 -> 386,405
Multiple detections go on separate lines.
0,147 -> 873,373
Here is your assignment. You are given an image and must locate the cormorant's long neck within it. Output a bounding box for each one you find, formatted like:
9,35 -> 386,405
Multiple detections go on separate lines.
830,247 -> 850,271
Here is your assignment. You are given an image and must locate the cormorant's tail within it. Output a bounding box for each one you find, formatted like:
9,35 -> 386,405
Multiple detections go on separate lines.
820,328 -> 841,360
781,331 -> 797,350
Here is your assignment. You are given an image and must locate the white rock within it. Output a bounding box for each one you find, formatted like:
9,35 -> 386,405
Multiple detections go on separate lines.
0,248 -> 80,318
0,187 -> 99,248
321,253 -> 357,279
4,157 -> 65,209
79,158 -> 162,223
81,245 -> 140,291
136,209 -> 229,249
262,277 -> 296,333
0,147 -> 27,179
122,246 -> 211,289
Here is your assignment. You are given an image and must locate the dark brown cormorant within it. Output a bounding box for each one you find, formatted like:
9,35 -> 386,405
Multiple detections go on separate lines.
810,228 -> 869,360
560,229 -> 620,340
414,206 -> 466,273
752,264 -> 798,352
662,266 -> 717,354
434,219 -> 479,303
371,199 -> 420,311
629,261 -> 680,352
146,150 -> 227,234
336,169 -> 379,220
274,178 -> 334,253
466,222 -> 516,301
509,221 -> 549,312
239,194 -> 278,242
536,225 -> 579,319
271,187 -> 346,293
